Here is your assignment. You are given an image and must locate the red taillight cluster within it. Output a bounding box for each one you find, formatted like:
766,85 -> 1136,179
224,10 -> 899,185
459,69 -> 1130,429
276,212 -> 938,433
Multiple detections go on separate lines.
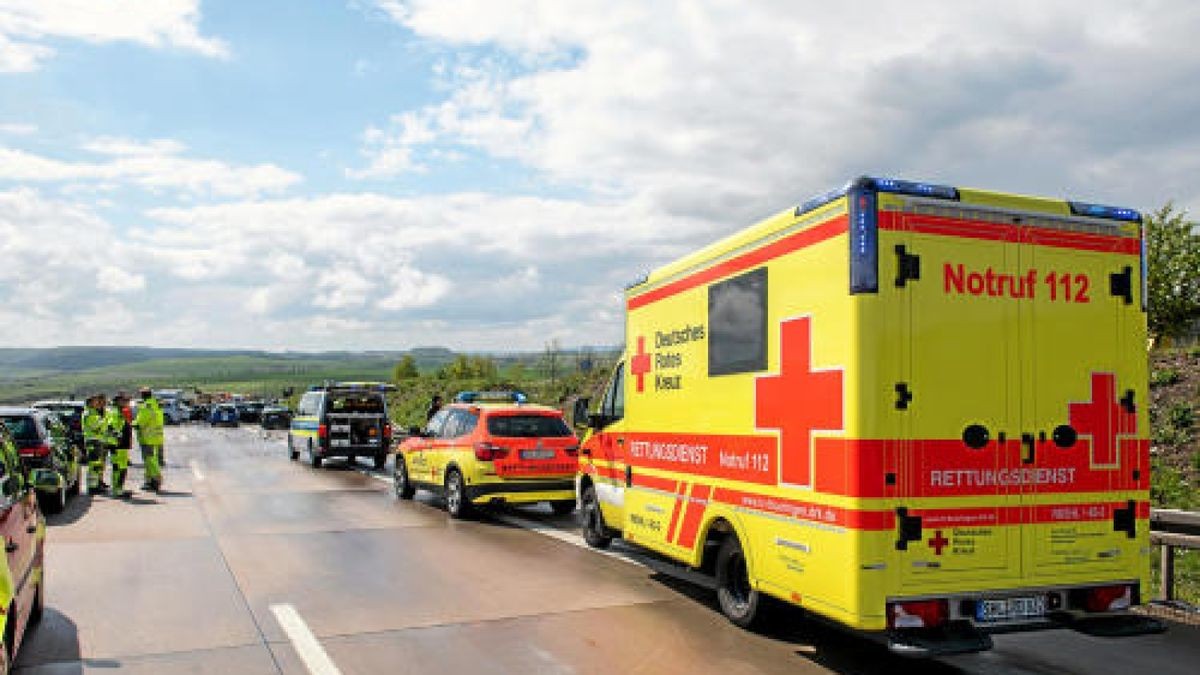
318,424 -> 328,439
474,442 -> 509,461
18,444 -> 51,457
383,423 -> 393,440
563,445 -> 580,457
1084,585 -> 1131,613
887,599 -> 948,630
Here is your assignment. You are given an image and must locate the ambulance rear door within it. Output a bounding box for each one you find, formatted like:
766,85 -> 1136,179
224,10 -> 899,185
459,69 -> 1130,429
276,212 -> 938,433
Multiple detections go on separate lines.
895,213 -> 1022,588
1018,220 -> 1144,578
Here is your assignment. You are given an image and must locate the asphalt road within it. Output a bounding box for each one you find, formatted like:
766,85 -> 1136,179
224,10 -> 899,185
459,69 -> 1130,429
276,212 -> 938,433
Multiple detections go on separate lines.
12,426 -> 1200,674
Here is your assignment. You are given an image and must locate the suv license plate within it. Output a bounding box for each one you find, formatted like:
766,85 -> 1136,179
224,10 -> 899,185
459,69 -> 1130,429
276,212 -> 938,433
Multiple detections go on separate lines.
975,596 -> 1046,623
331,439 -> 349,447
520,449 -> 555,460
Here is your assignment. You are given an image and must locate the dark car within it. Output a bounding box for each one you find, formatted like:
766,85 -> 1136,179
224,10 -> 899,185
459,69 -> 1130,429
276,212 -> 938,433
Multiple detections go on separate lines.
238,401 -> 264,424
190,404 -> 211,422
210,404 -> 240,427
0,407 -> 81,513
0,423 -> 46,671
30,400 -> 85,450
260,406 -> 292,430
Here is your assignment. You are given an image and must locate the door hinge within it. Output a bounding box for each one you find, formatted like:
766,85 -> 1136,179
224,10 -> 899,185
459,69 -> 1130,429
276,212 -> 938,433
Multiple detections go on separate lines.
1110,266 -> 1133,304
1120,389 -> 1136,414
894,382 -> 913,410
895,507 -> 922,551
894,245 -> 920,287
1113,500 -> 1136,539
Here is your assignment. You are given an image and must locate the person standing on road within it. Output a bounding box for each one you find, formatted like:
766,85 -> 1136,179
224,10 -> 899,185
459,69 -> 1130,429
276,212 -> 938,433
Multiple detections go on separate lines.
425,395 -> 443,422
108,392 -> 134,498
133,387 -> 165,492
82,394 -> 112,492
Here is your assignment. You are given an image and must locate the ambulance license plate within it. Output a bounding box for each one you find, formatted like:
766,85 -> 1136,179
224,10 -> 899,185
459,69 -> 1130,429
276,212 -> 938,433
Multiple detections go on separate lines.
975,596 -> 1046,623
520,449 -> 555,460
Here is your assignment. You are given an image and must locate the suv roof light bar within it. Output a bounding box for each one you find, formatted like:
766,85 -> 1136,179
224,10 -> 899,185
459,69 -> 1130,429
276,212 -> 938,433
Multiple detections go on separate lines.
454,391 -> 528,404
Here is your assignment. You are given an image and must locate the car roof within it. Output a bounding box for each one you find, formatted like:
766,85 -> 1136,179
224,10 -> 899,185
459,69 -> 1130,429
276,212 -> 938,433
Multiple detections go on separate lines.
446,402 -> 563,416
0,406 -> 41,416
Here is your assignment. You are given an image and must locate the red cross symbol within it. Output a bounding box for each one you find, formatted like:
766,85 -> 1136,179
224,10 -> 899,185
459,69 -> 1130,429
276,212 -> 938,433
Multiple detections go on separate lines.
1068,372 -> 1136,468
630,336 -> 653,393
928,530 -> 949,555
755,317 -> 843,487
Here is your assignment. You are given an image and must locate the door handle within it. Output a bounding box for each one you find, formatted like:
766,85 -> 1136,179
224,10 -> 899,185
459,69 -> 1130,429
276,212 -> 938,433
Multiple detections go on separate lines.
5,540 -> 16,553
1021,433 -> 1035,465
26,525 -> 36,534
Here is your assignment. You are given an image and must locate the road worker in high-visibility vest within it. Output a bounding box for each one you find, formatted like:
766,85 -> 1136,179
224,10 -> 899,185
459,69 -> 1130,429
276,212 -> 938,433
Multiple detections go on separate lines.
108,392 -> 134,498
133,387 -> 165,491
81,394 -> 112,492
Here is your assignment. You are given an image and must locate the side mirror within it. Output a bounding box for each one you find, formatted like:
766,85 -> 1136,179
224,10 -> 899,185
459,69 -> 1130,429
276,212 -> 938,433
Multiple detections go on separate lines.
572,397 -> 590,428
587,412 -> 610,429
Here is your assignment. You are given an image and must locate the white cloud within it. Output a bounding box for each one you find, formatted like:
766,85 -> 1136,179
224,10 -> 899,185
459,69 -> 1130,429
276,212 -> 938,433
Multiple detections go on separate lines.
0,137 -> 302,198
0,121 -> 35,135
0,0 -> 229,72
96,266 -> 147,294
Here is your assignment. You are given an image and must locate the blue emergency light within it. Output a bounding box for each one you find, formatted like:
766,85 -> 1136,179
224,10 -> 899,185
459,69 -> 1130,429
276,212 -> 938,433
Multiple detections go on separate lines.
1067,201 -> 1141,222
454,391 -> 528,404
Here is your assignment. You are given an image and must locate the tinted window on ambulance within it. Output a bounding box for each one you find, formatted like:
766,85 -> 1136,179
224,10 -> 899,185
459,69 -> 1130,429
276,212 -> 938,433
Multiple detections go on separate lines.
708,267 -> 767,375
487,414 -> 573,438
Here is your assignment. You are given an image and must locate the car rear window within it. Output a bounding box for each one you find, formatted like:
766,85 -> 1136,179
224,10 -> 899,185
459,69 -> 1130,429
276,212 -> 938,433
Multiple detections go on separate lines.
486,414 -> 572,438
1,415 -> 41,442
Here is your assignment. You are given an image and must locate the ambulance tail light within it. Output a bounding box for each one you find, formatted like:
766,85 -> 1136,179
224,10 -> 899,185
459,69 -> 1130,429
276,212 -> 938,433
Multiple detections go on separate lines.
318,424 -> 328,439
19,444 -> 52,457
1084,585 -> 1132,613
474,442 -> 509,461
887,599 -> 948,630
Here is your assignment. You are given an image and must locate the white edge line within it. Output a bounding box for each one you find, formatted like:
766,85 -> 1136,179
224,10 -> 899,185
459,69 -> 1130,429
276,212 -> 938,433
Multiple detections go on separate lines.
270,603 -> 343,675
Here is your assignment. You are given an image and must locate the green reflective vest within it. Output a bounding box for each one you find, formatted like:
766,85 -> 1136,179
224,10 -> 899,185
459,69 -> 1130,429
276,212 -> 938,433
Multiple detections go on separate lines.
82,408 -> 111,444
134,399 -> 164,446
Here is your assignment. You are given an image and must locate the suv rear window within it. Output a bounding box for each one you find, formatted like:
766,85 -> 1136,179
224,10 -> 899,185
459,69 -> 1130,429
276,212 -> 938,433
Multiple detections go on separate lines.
486,414 -> 572,438
0,415 -> 41,442
327,394 -> 385,414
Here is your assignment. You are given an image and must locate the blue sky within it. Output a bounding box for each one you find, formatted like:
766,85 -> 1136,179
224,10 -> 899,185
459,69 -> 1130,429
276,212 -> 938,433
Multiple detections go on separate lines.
0,1 -> 1198,351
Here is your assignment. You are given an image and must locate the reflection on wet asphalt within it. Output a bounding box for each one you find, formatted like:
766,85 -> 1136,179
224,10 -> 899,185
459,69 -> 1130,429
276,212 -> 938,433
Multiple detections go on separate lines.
13,426 -> 1200,674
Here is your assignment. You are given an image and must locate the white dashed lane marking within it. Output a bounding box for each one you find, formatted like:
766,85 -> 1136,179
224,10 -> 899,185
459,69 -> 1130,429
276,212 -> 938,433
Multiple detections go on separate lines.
271,603 -> 343,675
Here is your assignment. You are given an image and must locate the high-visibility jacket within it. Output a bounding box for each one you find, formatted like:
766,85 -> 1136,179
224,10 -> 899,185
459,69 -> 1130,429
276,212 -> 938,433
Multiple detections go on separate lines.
133,398 -> 165,446
82,408 -> 112,445
104,408 -> 125,448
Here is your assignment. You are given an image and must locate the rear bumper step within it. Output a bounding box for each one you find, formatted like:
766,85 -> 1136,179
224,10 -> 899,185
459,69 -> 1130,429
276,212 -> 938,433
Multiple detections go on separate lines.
888,622 -> 993,657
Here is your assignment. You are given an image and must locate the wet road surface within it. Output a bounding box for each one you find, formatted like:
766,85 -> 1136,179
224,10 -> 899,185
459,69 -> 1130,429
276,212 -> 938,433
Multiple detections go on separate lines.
14,426 -> 1200,673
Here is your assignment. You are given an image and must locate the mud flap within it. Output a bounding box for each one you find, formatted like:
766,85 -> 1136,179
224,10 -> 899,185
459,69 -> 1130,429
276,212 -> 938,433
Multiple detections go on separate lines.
887,621 -> 993,657
1049,612 -> 1167,638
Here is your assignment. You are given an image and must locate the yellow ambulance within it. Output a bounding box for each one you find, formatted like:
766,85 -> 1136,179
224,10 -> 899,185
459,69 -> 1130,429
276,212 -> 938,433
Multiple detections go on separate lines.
574,176 -> 1162,655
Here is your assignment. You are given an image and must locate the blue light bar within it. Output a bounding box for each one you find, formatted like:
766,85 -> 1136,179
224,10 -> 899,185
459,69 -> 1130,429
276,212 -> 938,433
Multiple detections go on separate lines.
454,391 -> 528,404
1068,201 -> 1141,222
870,177 -> 959,201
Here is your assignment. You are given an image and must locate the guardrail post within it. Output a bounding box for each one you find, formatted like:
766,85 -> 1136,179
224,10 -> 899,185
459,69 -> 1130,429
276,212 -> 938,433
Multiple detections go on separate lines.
1159,544 -> 1175,602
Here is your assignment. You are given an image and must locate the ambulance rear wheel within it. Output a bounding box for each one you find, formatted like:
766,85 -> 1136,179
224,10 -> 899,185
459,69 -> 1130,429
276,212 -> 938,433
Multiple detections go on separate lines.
445,469 -> 471,519
288,436 -> 299,461
716,535 -> 762,629
580,485 -> 612,549
309,443 -> 323,469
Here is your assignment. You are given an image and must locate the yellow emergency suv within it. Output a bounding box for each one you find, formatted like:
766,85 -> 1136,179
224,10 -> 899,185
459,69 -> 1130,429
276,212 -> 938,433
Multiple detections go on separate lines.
574,176 -> 1162,655
395,392 -> 579,518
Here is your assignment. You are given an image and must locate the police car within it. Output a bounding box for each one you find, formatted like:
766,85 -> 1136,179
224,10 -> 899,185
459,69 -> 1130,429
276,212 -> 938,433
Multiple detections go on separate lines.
289,382 -> 394,470
394,391 -> 579,519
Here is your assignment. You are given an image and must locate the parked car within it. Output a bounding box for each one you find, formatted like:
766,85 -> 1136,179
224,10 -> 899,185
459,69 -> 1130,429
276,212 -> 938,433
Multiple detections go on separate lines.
190,404 -> 211,422
394,391 -> 578,518
210,404 -> 240,427
0,423 -> 45,672
238,401 -> 264,424
30,400 -> 85,454
260,406 -> 292,430
289,382 -> 394,470
0,407 -> 81,514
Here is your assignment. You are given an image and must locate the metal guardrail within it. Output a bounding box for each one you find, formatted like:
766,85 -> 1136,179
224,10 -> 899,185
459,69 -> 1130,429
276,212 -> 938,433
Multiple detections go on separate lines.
1150,508 -> 1200,602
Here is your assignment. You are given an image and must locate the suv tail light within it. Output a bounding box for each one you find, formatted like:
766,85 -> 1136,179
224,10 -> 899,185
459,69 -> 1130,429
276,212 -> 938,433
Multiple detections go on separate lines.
1084,585 -> 1131,613
887,599 -> 948,629
474,442 -> 509,461
383,422 -> 393,440
19,444 -> 51,457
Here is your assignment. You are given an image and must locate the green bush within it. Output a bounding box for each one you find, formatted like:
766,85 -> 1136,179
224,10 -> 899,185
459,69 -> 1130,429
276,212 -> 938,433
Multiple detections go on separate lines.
1168,402 -> 1195,431
1151,368 -> 1182,386
1151,459 -> 1198,509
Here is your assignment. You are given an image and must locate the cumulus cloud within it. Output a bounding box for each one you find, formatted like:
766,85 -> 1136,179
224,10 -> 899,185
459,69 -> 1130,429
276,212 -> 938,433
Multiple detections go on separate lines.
358,0 -> 1200,217
0,137 -> 302,198
0,0 -> 229,72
